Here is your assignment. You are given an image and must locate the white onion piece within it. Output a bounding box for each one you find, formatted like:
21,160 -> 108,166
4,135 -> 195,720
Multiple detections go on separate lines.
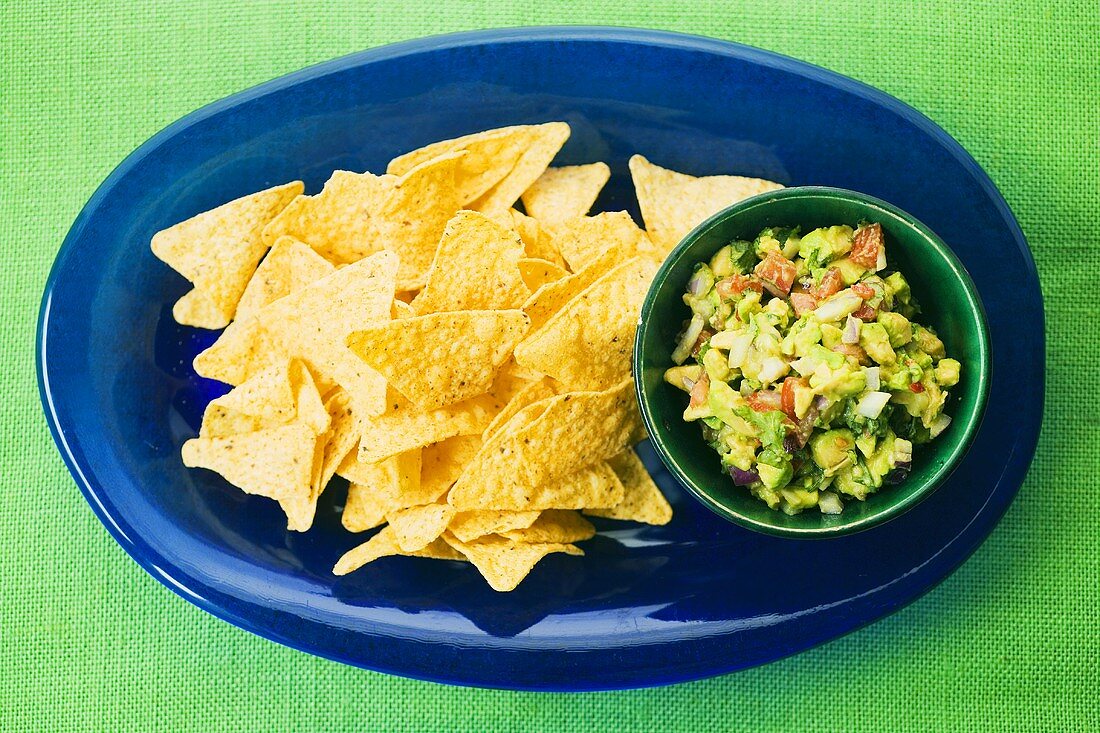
929,414 -> 953,438
790,356 -> 819,377
671,314 -> 705,365
687,271 -> 709,295
757,357 -> 790,385
842,315 -> 862,344
708,329 -> 740,350
875,246 -> 887,272
855,391 -> 892,419
813,293 -> 862,322
725,333 -> 754,369
864,366 -> 881,391
893,438 -> 914,464
818,491 -> 844,515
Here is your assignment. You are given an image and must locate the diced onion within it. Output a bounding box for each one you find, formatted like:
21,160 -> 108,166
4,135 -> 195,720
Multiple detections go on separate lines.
842,314 -> 862,344
726,333 -> 754,369
893,438 -> 914,464
818,491 -> 844,515
671,314 -> 705,365
790,356 -> 819,377
929,414 -> 953,438
855,391 -> 892,419
864,366 -> 880,391
708,330 -> 740,350
687,271 -> 709,295
757,357 -> 790,385
875,246 -> 887,272
813,293 -> 862,322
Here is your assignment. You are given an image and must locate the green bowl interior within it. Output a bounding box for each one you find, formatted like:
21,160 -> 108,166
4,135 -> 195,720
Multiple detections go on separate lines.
635,188 -> 991,537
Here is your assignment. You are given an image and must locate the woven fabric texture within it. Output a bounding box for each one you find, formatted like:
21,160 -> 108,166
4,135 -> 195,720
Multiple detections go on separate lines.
2,1 -> 1097,731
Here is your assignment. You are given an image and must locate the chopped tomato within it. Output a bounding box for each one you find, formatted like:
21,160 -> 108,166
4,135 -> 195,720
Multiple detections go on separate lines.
754,252 -> 797,296
689,372 -> 710,408
851,282 -> 875,299
789,292 -> 818,316
746,389 -> 783,413
715,274 -> 763,299
851,223 -> 884,268
780,377 -> 808,419
853,303 -> 878,321
691,327 -> 715,358
909,381 -> 925,393
814,267 -> 843,299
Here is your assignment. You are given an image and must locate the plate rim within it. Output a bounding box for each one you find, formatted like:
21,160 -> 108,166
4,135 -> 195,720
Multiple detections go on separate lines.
36,26 -> 1044,691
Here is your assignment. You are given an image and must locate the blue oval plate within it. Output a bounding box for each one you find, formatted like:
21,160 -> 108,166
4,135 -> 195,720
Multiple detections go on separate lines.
38,28 -> 1042,691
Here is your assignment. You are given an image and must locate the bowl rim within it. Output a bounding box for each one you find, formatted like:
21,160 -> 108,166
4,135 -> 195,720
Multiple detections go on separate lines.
634,185 -> 993,538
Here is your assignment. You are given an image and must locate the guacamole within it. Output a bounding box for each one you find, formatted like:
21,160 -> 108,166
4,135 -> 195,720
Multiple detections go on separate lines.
665,223 -> 961,515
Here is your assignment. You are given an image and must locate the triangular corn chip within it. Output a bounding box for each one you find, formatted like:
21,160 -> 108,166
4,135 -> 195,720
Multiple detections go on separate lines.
181,422 -> 316,501
449,459 -> 623,512
520,245 -> 625,330
448,379 -> 642,508
236,236 -> 335,319
508,209 -> 565,267
520,163 -> 610,230
198,361 -> 296,437
151,181 -> 303,328
194,251 -> 397,416
515,257 -> 658,390
447,510 -> 541,543
347,310 -> 529,410
421,434 -> 483,499
356,391 -> 498,464
482,378 -> 556,442
501,509 -> 596,544
552,211 -> 660,272
586,450 -> 673,525
333,526 -> 464,576
629,154 -> 783,252
410,211 -> 528,314
385,503 -> 455,552
388,123 -> 570,216
442,533 -> 582,592
517,258 -> 568,292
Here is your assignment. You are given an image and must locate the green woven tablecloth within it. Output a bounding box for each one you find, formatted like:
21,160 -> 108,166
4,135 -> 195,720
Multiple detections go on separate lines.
3,1 -> 1097,730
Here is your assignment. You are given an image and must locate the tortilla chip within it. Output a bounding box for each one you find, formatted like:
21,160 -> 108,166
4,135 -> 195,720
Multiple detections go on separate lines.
347,310 -> 529,410
385,503 -> 455,552
449,379 -> 642,508
552,211 -> 660,272
421,434 -> 483,499
520,163 -> 610,230
236,236 -> 336,319
482,378 -> 556,442
389,123 -> 570,216
502,509 -> 596,544
586,450 -> 673,525
261,153 -> 463,289
194,251 -> 397,417
342,482 -> 392,532
340,448 -> 424,531
198,361 -> 296,438
518,258 -> 568,292
151,181 -> 303,328
390,299 -> 415,319
289,361 -> 331,435
515,257 -> 658,390
447,510 -> 541,543
410,211 -> 528,314
520,245 -> 626,331
388,126 -> 557,205
629,154 -> 783,252
508,210 -> 566,268
182,422 -> 316,501
442,533 -> 582,592
454,460 -> 626,512
333,525 -> 464,576
315,389 -> 360,493
356,391 -> 498,464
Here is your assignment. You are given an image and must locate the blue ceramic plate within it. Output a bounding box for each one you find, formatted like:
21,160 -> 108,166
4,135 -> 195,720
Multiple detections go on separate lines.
38,28 -> 1042,691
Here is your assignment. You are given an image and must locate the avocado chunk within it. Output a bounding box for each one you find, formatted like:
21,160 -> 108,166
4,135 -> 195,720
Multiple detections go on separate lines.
913,325 -> 946,360
935,358 -> 961,387
876,311 -> 912,348
798,226 -> 854,267
859,322 -> 896,365
810,428 -> 856,473
831,256 -> 867,285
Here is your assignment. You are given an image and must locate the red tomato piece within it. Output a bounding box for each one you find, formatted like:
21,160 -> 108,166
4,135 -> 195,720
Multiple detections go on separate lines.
780,377 -> 808,419
851,282 -> 875,299
814,267 -> 843,299
689,372 -> 711,408
909,381 -> 925,393
851,223 -> 884,268
753,253 -> 797,297
789,292 -> 818,316
746,390 -> 783,413
715,274 -> 764,299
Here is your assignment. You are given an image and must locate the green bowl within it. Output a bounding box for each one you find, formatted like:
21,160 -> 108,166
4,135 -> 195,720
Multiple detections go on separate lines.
634,187 -> 991,537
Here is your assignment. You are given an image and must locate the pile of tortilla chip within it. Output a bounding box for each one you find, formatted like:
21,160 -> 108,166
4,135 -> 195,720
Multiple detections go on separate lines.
152,122 -> 781,591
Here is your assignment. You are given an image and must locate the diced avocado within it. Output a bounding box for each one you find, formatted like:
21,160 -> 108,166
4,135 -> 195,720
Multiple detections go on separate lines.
855,432 -> 877,458
818,370 -> 867,399
794,385 -> 816,418
876,311 -> 912,348
881,362 -> 921,390
809,345 -> 845,371
719,430 -> 758,470
810,428 -> 856,472
820,323 -> 844,349
798,226 -> 854,267
706,379 -> 744,428
919,380 -> 947,428
935,358 -> 961,387
663,364 -> 703,392
884,271 -> 911,303
859,322 -> 897,365
890,388 -> 929,419
913,325 -> 946,359
710,245 -> 735,277
781,317 -> 823,357
755,234 -> 783,259
702,347 -> 730,382
763,296 -> 792,329
831,257 -> 867,285
779,488 -> 819,515
749,484 -> 781,510
866,433 -> 896,485
758,461 -> 794,490
735,290 -> 762,323
833,464 -> 876,500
